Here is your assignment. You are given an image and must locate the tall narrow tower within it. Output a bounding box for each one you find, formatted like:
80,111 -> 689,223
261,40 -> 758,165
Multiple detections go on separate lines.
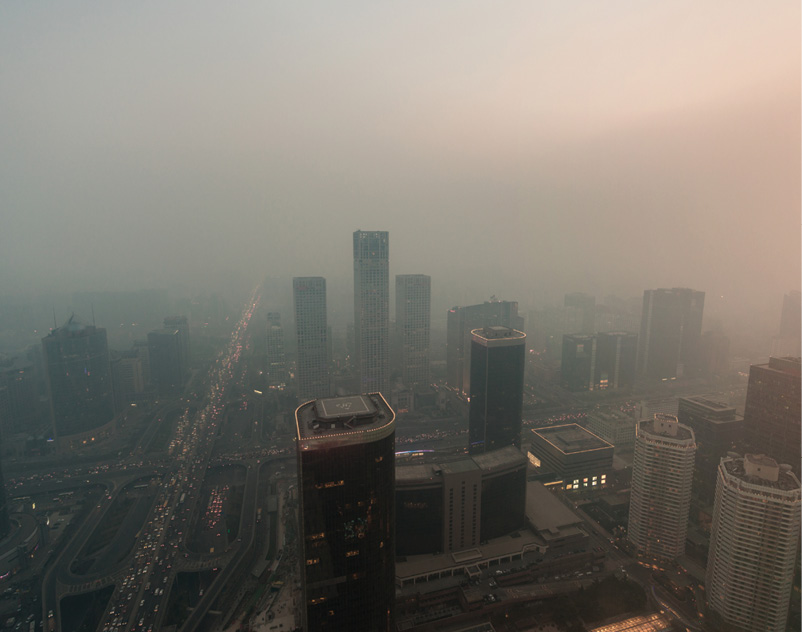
293,277 -> 330,401
706,454 -> 800,632
628,413 -> 696,559
353,231 -> 390,394
395,274 -> 431,388
468,326 -> 526,454
296,394 -> 396,631
637,287 -> 705,379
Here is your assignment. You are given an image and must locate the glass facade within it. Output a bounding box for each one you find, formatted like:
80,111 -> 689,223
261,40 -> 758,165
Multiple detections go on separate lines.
468,329 -> 525,454
395,486 -> 443,556
42,317 -> 115,437
297,395 -> 395,631
480,468 -> 526,541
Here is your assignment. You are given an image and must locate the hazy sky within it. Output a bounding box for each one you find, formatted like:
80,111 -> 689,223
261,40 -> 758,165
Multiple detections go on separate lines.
1,2 -> 799,328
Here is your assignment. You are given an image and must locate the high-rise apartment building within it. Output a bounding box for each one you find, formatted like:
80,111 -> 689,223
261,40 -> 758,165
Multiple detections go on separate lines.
447,299 -> 523,395
706,454 -> 800,632
637,288 -> 705,379
265,313 -> 287,389
628,414 -> 696,559
564,292 -> 596,334
353,231 -> 390,395
295,394 -> 395,631
293,277 -> 330,401
742,356 -> 801,475
42,315 -> 116,438
468,326 -> 525,454
395,274 -> 431,388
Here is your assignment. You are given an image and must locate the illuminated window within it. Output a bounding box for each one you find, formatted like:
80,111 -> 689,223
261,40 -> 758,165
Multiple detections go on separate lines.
346,550 -> 359,557
566,484 -> 573,490
306,558 -> 320,566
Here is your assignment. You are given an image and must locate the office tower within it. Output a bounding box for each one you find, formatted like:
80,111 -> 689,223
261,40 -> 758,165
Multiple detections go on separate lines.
564,292 -> 595,334
742,356 -> 801,475
595,331 -> 637,390
706,454 -> 801,632
698,329 -> 730,376
468,326 -> 525,454
293,277 -> 330,401
42,315 -> 116,439
353,230 -> 390,394
627,414 -> 696,559
265,313 -> 287,389
560,332 -> 636,392
585,409 -> 637,452
395,274 -> 431,388
295,394 -> 396,631
163,315 -> 190,375
677,396 -> 743,501
561,334 -> 596,391
637,287 -> 705,379
132,339 -> 151,387
779,290 -> 801,338
0,357 -> 40,438
148,328 -> 184,395
447,299 -> 524,394
110,350 -> 145,410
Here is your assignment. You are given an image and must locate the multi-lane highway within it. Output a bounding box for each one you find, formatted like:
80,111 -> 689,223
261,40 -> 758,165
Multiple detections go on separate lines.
40,288 -> 262,632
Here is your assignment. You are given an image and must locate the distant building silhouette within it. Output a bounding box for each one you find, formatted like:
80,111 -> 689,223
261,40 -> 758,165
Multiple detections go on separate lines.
706,454 -> 800,632
295,394 -> 395,631
395,274 -> 431,388
779,290 -> 801,338
628,414 -> 696,559
637,287 -> 705,379
265,313 -> 287,389
742,356 -> 801,475
447,299 -> 523,395
468,327 -> 525,454
147,328 -> 184,395
42,315 -> 116,443
293,277 -> 330,401
560,332 -> 636,392
564,292 -> 595,334
163,315 -> 190,375
353,231 -> 390,395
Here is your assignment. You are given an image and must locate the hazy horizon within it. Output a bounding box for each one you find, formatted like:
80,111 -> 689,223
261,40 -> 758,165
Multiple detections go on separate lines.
1,2 -> 799,336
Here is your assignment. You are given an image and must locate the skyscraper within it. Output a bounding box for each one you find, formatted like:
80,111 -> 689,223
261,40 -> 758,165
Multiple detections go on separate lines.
468,326 -> 526,454
742,356 -> 801,475
295,393 -> 395,631
595,331 -> 637,390
148,328 -> 184,395
446,299 -> 524,395
293,277 -> 330,401
628,414 -> 696,559
163,315 -> 190,376
395,274 -> 431,388
706,454 -> 800,632
677,396 -> 743,502
561,334 -> 596,391
42,314 -> 116,438
265,313 -> 287,389
564,292 -> 596,334
637,287 -> 705,379
353,231 -> 390,394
